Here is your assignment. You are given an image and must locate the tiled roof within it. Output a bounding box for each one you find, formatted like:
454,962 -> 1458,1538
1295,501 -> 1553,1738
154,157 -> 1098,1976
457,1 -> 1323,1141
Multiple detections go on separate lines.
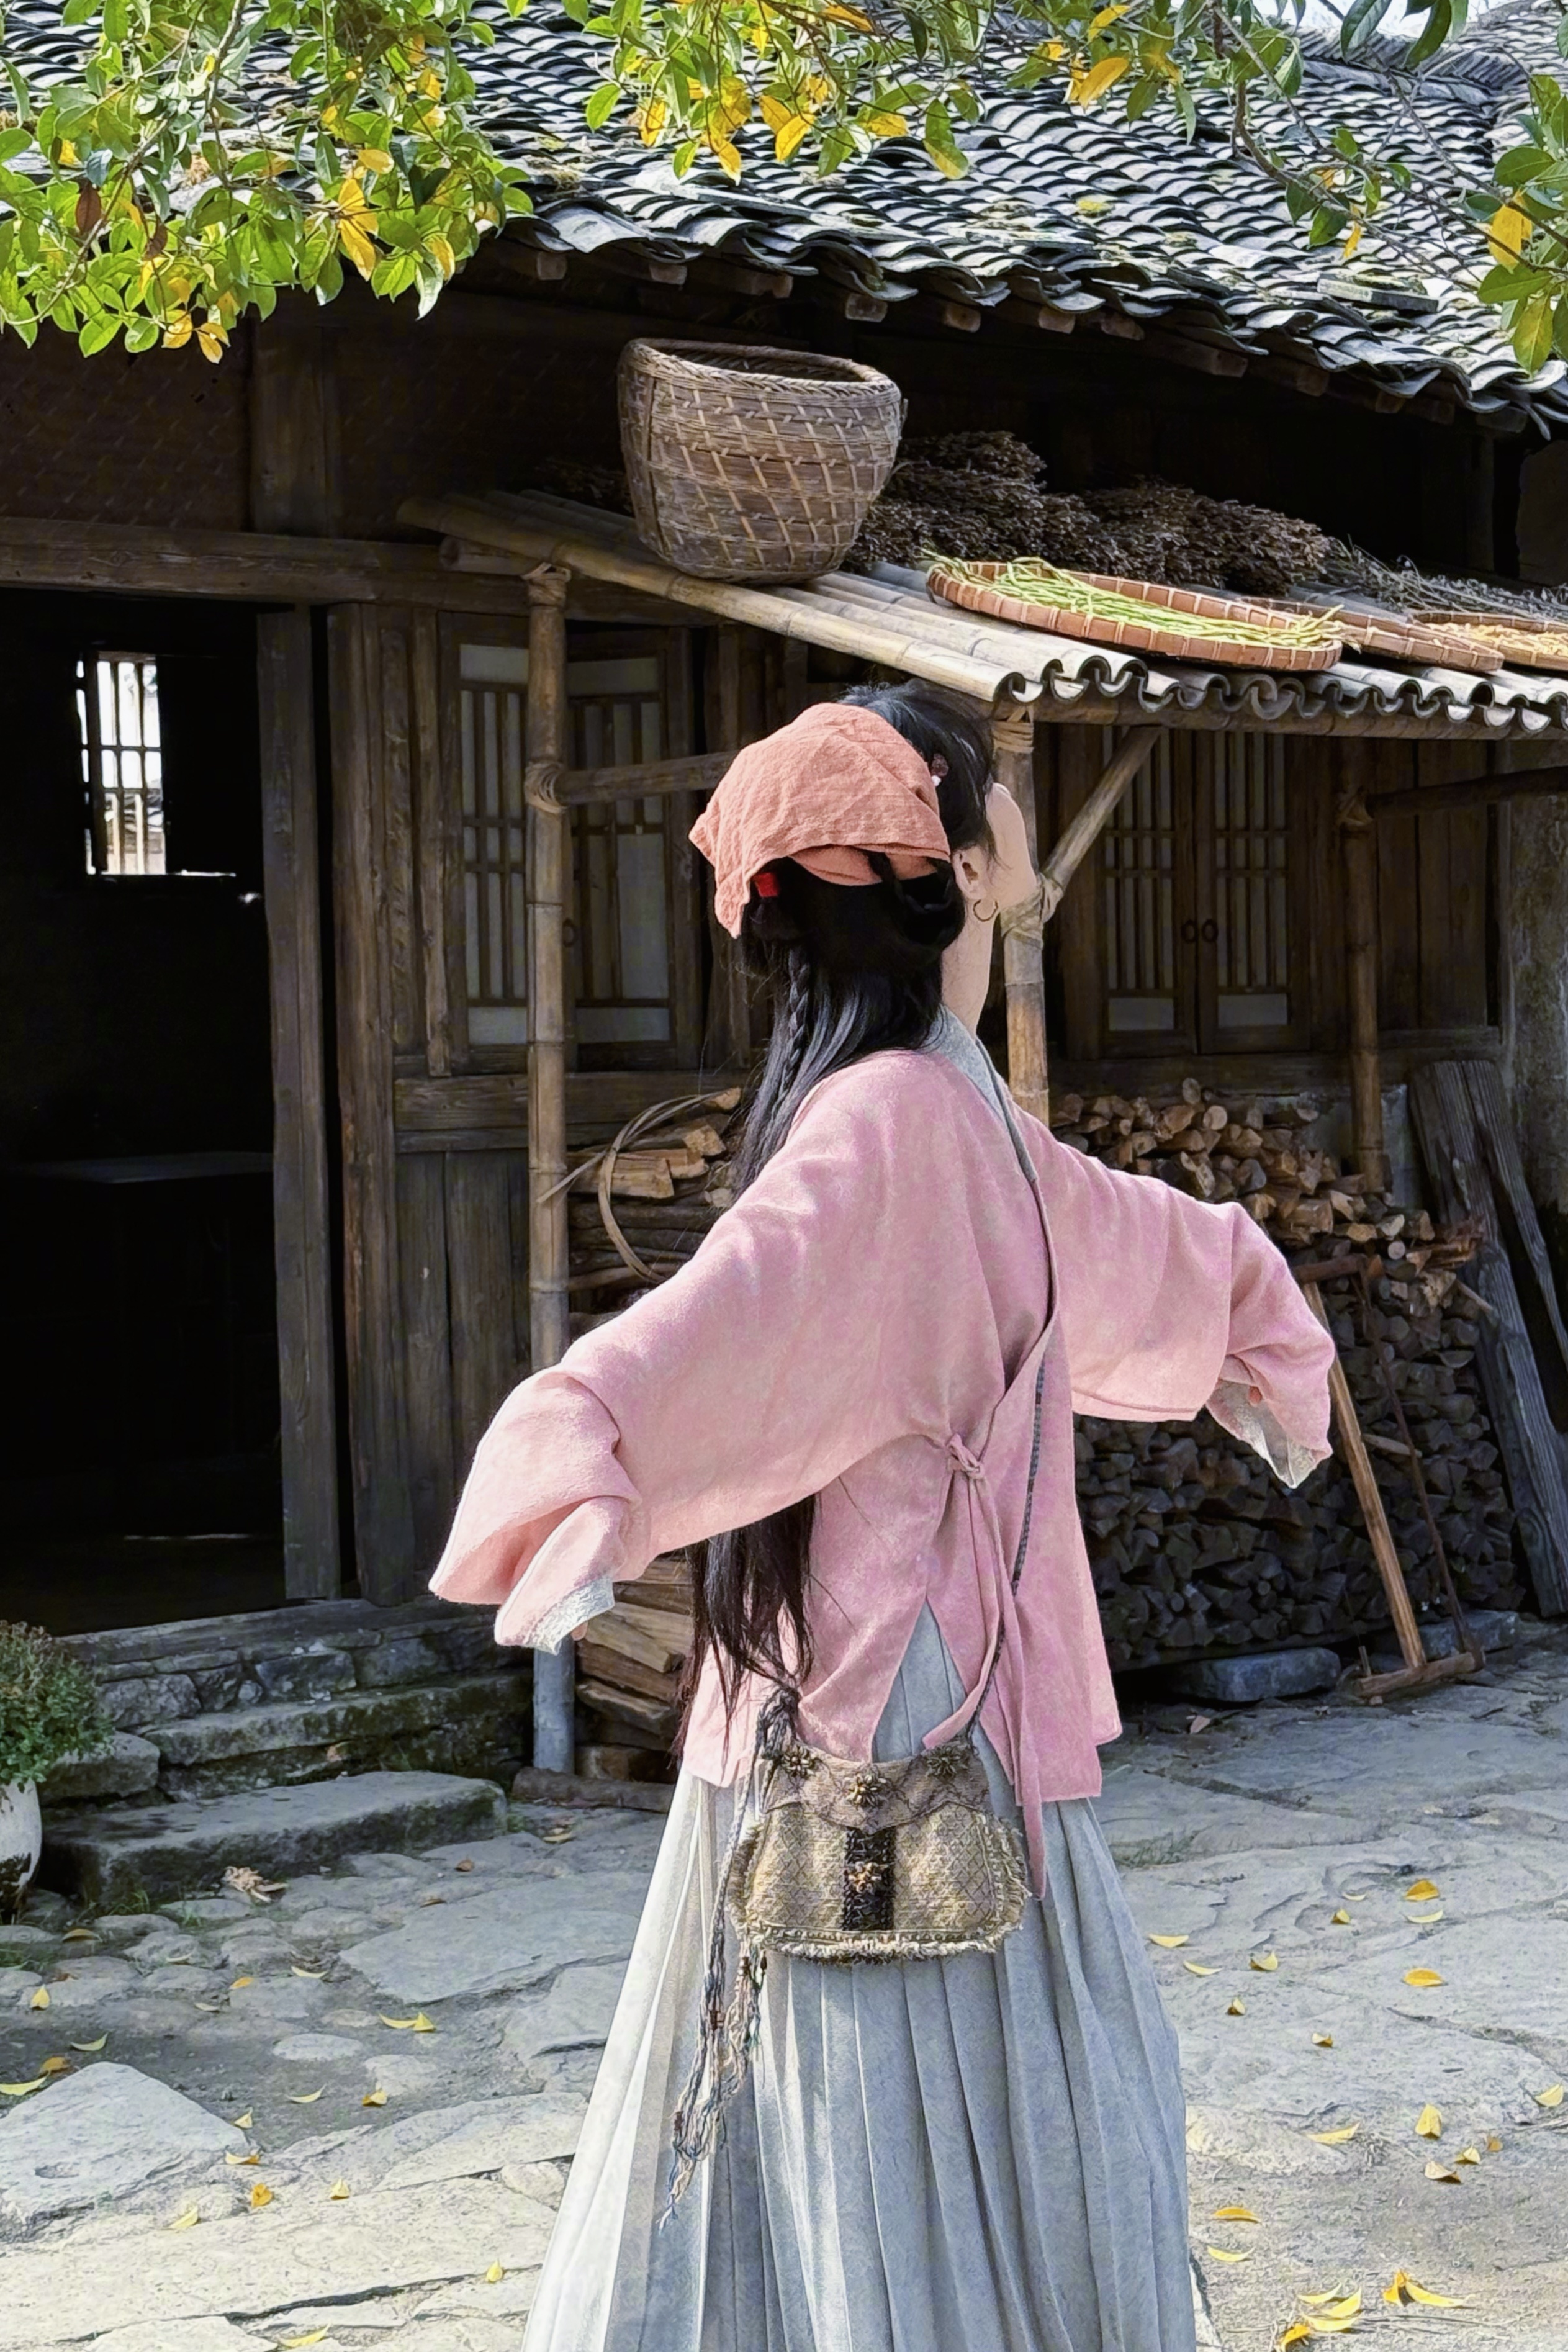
3,0 -> 1561,428
406,489 -> 1568,740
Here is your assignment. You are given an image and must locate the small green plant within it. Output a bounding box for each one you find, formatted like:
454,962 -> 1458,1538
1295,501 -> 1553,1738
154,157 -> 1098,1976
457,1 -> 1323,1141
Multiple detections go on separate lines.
0,1621 -> 113,1790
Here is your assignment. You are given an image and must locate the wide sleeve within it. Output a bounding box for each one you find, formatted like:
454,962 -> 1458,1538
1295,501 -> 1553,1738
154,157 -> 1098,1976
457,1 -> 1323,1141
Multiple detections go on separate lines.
430,1061 -> 957,1649
1023,1119 -> 1335,1486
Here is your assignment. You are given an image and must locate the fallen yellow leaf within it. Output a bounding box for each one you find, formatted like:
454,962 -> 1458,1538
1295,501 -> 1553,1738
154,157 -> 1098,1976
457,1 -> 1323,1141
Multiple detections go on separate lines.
0,2079 -> 45,2098
1404,1968 -> 1444,1988
62,1927 -> 95,1941
69,2036 -> 107,2053
1330,1910 -> 1351,1926
1226,1997 -> 1245,2016
329,2178 -> 351,2199
168,2206 -> 201,2231
1250,1952 -> 1280,1973
1534,2084 -> 1565,2108
1385,2271 -> 1466,2307
194,2000 -> 223,2013
363,2087 -> 388,2107
1206,2246 -> 1250,2262
234,2111 -> 253,2129
1149,1934 -> 1189,1949
1318,2292 -> 1362,2318
1305,2323 -> 1360,2338
379,2012 -> 436,2033
1487,2133 -> 1502,2150
1416,2104 -> 1443,2138
225,2150 -> 260,2166
484,2261 -> 505,2283
1309,2123 -> 1359,2143
1279,2328 -> 1312,2348
249,2181 -> 274,2209
1313,2034 -> 1335,2047
1406,1908 -> 1443,1924
230,1976 -> 255,1990
1183,1961 -> 1217,1976
1212,2206 -> 1259,2223
279,2334 -> 328,2349
288,2088 -> 325,2104
39,2056 -> 71,2076
292,1967 -> 327,1980
1424,2160 -> 1461,2183
1404,1878 -> 1440,1900
29,1988 -> 49,2010
1455,2146 -> 1480,2165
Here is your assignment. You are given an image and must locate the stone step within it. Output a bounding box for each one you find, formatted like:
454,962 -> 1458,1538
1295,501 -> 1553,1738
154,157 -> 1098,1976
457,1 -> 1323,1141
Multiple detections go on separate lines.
145,1672 -> 531,1798
40,1769 -> 508,1907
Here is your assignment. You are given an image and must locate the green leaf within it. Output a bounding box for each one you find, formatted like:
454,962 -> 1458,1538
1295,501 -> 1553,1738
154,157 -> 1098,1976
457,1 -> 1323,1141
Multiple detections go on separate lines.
1308,203 -> 1348,248
1498,144 -> 1553,189
124,313 -> 159,351
1339,0 -> 1394,52
1516,291 -> 1554,373
584,81 -> 621,129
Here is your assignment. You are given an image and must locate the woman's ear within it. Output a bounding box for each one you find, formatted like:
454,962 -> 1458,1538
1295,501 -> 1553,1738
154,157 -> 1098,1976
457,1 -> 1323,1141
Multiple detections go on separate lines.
950,842 -> 991,908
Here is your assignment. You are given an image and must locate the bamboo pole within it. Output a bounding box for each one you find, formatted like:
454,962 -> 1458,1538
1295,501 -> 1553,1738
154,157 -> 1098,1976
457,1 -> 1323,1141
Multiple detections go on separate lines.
1338,777 -> 1390,1192
525,562 -> 575,1773
1368,764 -> 1568,818
993,705 -> 1048,1124
1039,725 -> 1164,907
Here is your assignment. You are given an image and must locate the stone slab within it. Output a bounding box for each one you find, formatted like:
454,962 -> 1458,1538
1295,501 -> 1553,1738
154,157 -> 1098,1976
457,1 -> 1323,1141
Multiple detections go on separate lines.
150,1672 -> 528,1767
40,1735 -> 160,1806
502,1962 -> 624,2063
0,2178 -> 557,2346
1158,1708 -> 1567,1814
1092,1767 -> 1384,1868
1369,1606 -> 1521,1673
40,1773 -> 507,1908
1164,1647 -> 1342,1703
0,2062 -> 243,2226
341,1873 -> 648,2004
83,2325 -> 273,2352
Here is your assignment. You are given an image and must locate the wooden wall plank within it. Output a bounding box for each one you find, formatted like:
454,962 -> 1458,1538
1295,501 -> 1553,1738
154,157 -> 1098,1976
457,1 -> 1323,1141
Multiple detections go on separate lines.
1369,737 -> 1420,1034
1413,739 -> 1489,1030
411,608 -> 455,1078
1054,724 -> 1103,1061
397,1153 -> 456,1566
329,603 -> 418,1599
446,1151 -> 529,1474
376,620 -> 421,1058
257,607 -> 341,1602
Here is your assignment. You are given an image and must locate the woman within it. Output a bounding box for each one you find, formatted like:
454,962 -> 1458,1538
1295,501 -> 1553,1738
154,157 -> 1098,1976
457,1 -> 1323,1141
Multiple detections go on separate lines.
433,685 -> 1335,2352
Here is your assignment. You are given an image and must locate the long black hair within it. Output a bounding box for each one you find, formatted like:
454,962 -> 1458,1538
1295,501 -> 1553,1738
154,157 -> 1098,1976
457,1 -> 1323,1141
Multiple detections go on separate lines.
685,681 -> 996,1729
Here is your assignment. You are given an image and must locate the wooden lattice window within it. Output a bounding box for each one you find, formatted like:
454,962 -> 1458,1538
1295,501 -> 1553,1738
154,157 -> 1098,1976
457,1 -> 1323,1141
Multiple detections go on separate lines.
459,642 -> 529,1047
79,654 -> 164,876
1093,731 -> 1304,1055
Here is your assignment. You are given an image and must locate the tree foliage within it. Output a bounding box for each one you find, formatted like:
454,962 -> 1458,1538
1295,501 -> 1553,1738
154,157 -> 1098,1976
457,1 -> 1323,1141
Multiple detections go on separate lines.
0,0 -> 1565,371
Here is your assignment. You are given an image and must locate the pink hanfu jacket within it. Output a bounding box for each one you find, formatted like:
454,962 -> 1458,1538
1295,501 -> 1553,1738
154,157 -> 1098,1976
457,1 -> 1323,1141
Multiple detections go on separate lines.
431,1048 -> 1336,1887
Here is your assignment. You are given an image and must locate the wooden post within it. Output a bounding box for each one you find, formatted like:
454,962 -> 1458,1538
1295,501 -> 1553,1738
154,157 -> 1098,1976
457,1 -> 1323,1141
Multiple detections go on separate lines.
1338,776 -> 1390,1191
258,607 -> 340,1600
525,564 -> 575,1772
993,704 -> 1048,1124
703,625 -> 752,1070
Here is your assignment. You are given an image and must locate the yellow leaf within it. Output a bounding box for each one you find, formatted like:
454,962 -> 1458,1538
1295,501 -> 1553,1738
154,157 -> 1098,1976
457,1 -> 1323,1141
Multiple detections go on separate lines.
329,2179 -> 351,2199
234,2111 -> 253,2129
1404,1878 -> 1440,1900
1089,0 -> 1129,25
1306,2324 -> 1360,2338
357,148 -> 393,171
249,2181 -> 274,2209
38,2057 -> 71,2077
29,1988 -> 49,2010
1534,2083 -> 1565,2107
1313,2034 -> 1334,2047
1206,2246 -> 1250,2262
194,1999 -> 223,2013
1149,1934 -> 1189,1949
1415,2104 -> 1443,2138
363,2088 -> 388,2107
1226,1997 -> 1245,2016
336,171 -> 373,220
426,232 -> 456,279
339,218 -> 378,279
710,132 -> 742,179
1406,1908 -> 1443,1923
1404,1968 -> 1444,1988
62,1927 -> 95,1941
292,1967 -> 327,1981
1487,2133 -> 1502,2150
1280,2330 -> 1312,2349
70,2037 -> 107,2053
230,1977 -> 255,1991
1070,54 -> 1130,106
863,109 -> 908,137
1330,1910 -> 1351,1926
279,2335 -> 328,2349
1320,2292 -> 1362,2317
1183,1961 -> 1217,1976
380,2013 -> 435,2032
288,2088 -> 325,2104
1487,204 -> 1531,263
1309,2123 -> 1359,2143
163,313 -> 193,349
1213,2206 -> 1259,2223
225,2150 -> 260,2166
0,2079 -> 45,2098
1395,2274 -> 1467,2307
1424,2159 -> 1461,2183
636,97 -> 667,145
58,137 -> 78,164
1455,2146 -> 1480,2165
1250,1952 -> 1279,1972
823,1 -> 872,22
1342,220 -> 1363,260
484,2261 -> 505,2283
168,2206 -> 201,2230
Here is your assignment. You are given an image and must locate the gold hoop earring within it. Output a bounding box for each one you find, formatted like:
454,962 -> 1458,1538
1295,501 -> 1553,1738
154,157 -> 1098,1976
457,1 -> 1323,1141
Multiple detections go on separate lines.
972,896 -> 999,924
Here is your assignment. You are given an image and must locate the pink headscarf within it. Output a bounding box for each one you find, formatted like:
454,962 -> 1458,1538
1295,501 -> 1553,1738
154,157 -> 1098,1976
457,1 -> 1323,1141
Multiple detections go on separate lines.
690,703 -> 952,938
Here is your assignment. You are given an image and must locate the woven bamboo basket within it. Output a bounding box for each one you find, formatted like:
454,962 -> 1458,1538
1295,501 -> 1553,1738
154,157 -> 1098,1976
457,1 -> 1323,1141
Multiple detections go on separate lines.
927,560 -> 1345,674
618,340 -> 903,583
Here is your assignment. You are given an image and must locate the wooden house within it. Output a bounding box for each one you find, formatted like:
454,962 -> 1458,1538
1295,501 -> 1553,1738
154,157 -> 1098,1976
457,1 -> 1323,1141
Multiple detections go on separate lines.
4,0 -> 1568,1773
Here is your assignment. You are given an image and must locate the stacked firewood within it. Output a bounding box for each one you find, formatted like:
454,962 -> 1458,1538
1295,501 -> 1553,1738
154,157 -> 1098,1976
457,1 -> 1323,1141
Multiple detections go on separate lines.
575,1553 -> 694,1777
1053,1082 -> 1520,1667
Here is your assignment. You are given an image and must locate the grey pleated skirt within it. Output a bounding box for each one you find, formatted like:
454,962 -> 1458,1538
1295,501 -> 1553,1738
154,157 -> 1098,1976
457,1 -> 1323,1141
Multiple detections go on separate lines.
525,1608 -> 1197,2352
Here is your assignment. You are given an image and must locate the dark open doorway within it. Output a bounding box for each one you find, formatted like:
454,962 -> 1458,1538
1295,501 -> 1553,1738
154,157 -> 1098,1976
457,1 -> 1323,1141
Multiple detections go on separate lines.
0,589 -> 287,1634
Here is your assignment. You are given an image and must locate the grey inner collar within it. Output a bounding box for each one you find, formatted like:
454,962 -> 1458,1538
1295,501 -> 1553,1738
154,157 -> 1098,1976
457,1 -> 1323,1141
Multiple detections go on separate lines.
926,1006 -> 1035,1183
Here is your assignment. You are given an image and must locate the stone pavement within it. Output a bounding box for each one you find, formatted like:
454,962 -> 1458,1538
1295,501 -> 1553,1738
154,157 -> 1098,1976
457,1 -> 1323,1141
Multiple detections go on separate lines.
1,1630 -> 1567,2351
